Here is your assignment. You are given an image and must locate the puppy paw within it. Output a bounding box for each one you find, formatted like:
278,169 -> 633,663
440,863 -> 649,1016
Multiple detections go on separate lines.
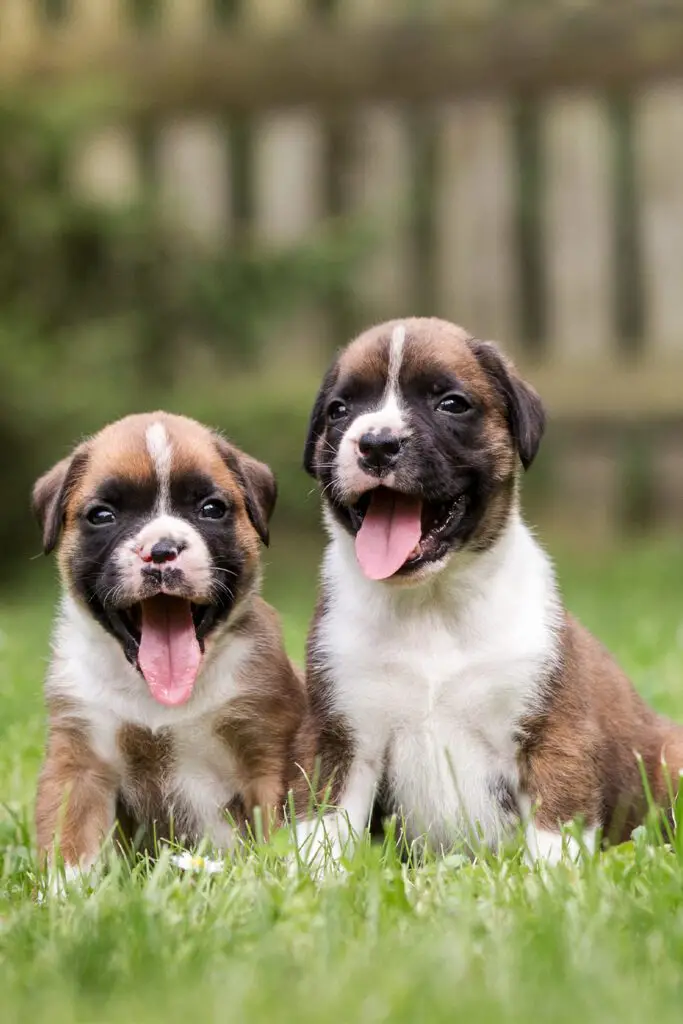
523,824 -> 596,867
288,815 -> 355,880
38,862 -> 97,902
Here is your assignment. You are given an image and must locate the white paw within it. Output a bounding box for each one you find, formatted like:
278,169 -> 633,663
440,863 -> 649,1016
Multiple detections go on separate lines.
289,815 -> 356,879
39,863 -> 96,902
524,824 -> 597,867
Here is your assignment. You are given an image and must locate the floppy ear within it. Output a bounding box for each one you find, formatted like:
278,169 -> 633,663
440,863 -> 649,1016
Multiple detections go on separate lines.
235,453 -> 277,547
214,437 -> 277,547
32,446 -> 89,555
303,363 -> 339,477
470,341 -> 546,470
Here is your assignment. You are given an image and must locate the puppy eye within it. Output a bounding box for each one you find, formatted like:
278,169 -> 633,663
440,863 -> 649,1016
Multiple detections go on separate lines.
327,399 -> 349,423
436,393 -> 473,416
199,499 -> 227,520
87,506 -> 116,526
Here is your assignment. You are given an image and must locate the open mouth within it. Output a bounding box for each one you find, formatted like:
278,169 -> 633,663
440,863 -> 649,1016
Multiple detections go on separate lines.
116,599 -> 214,649
110,595 -> 217,708
347,487 -> 466,581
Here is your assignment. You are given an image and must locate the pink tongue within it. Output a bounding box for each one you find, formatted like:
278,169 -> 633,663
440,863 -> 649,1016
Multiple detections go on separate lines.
355,489 -> 423,581
138,596 -> 202,707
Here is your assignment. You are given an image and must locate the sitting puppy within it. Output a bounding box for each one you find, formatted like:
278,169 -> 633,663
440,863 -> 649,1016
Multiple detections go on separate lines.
299,317 -> 683,864
34,412 -> 307,873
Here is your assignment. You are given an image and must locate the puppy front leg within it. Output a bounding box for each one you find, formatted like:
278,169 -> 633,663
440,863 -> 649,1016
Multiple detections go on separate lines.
36,724 -> 118,886
520,797 -> 598,866
520,734 -> 600,866
295,757 -> 379,870
244,774 -> 283,841
523,820 -> 598,866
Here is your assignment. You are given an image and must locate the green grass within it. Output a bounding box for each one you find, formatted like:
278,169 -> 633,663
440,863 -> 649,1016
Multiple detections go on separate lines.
2,535 -> 683,1023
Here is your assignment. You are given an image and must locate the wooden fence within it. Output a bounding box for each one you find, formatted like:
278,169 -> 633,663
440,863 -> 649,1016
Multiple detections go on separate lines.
2,1 -> 683,535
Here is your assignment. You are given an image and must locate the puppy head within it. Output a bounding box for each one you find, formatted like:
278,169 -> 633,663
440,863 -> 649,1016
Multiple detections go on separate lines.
33,413 -> 276,705
304,317 -> 544,584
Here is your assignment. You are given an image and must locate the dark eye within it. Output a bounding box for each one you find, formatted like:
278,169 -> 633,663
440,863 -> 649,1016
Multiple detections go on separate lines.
199,499 -> 227,520
436,393 -> 473,416
87,506 -> 116,526
327,399 -> 349,423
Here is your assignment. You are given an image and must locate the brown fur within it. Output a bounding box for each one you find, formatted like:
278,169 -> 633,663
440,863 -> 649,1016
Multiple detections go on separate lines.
40,413 -> 266,578
308,319 -> 530,556
116,723 -> 174,835
103,603 -> 309,847
520,614 -> 683,843
337,318 -> 502,420
36,719 -> 118,865
303,317 -> 681,847
215,598 -> 311,833
34,412 -> 311,865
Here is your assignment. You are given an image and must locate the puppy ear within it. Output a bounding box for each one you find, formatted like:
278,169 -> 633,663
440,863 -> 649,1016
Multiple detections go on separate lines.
32,447 -> 89,554
235,453 -> 278,547
470,341 -> 546,470
215,437 -> 277,547
303,363 -> 339,478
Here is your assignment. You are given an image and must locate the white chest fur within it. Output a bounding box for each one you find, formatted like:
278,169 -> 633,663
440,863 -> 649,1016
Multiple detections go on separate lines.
47,595 -> 255,846
315,514 -> 562,850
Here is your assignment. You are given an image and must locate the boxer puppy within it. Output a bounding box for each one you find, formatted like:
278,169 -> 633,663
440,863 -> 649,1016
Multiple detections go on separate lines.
299,317 -> 682,865
34,412 -> 308,875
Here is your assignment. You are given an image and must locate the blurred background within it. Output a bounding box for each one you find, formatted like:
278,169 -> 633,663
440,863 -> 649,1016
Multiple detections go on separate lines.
3,10 -> 683,1003
1,0 -> 682,599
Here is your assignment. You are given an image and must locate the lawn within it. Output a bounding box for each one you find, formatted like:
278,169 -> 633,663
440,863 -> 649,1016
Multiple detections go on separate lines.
2,534 -> 683,1024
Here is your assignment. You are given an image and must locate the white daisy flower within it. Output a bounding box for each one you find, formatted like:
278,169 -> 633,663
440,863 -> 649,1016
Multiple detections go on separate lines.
170,852 -> 225,875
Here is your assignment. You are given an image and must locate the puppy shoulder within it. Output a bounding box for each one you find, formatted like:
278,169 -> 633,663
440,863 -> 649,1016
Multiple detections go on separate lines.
238,594 -> 284,643
44,695 -> 92,741
232,596 -> 304,698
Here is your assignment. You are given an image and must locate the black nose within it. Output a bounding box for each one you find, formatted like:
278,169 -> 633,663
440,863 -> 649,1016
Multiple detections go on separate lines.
150,539 -> 180,564
358,432 -> 402,472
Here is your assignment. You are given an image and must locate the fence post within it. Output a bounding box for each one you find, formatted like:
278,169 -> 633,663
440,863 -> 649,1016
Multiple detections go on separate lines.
650,432 -> 683,533
634,84 -> 683,530
540,94 -> 619,536
542,96 -> 615,363
0,0 -> 39,55
247,0 -> 328,370
635,83 -> 683,357
156,0 -> 231,245
66,1 -> 141,207
340,0 -> 413,327
434,96 -> 518,350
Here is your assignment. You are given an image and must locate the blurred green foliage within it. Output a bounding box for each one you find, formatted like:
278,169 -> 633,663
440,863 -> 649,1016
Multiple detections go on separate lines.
0,92 -> 367,580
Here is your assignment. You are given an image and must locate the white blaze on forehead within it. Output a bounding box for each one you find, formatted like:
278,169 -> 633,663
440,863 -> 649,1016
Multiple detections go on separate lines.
335,322 -> 410,494
368,321 -> 408,435
386,322 -> 406,396
345,322 -> 409,440
146,421 -> 172,512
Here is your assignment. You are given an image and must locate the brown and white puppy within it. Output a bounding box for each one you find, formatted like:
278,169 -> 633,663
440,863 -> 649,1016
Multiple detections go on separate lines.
34,412 -> 307,876
299,317 -> 683,865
